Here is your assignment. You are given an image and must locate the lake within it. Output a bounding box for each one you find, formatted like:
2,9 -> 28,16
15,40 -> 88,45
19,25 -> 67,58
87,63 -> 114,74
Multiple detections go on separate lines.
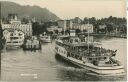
1,37 -> 127,81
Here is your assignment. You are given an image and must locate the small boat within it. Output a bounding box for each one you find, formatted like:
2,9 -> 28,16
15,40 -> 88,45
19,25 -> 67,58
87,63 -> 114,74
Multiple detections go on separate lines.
55,30 -> 125,76
40,34 -> 51,43
23,36 -> 41,50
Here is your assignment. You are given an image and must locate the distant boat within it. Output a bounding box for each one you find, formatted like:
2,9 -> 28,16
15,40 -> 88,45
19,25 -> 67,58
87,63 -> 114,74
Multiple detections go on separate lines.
55,30 -> 125,76
23,36 -> 41,50
40,34 -> 52,43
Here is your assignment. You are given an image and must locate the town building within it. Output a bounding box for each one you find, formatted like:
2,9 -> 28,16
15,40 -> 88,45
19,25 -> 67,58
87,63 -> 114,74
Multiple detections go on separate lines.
1,14 -> 32,37
47,26 -> 62,33
57,20 -> 73,30
57,19 -> 93,33
72,23 -> 93,33
57,20 -> 66,29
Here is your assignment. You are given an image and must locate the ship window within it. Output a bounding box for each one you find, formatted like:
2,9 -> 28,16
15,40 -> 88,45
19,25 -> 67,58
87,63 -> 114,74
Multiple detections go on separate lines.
64,51 -> 66,54
13,41 -> 18,43
10,33 -> 13,36
10,37 -> 19,39
104,57 -> 106,59
75,39 -> 78,42
70,39 -> 73,43
89,58 -> 92,60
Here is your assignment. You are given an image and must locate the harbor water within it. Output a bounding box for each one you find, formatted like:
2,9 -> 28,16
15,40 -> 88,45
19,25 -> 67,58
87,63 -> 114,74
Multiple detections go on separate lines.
1,37 -> 127,81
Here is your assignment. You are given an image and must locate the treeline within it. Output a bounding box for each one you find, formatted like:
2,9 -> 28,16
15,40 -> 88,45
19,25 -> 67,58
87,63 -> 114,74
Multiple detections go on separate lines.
32,22 -> 47,35
0,24 -> 5,50
32,21 -> 58,35
83,16 -> 127,34
32,16 -> 126,35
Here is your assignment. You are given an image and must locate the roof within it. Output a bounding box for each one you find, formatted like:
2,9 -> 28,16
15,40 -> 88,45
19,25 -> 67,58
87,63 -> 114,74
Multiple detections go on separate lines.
3,28 -> 24,33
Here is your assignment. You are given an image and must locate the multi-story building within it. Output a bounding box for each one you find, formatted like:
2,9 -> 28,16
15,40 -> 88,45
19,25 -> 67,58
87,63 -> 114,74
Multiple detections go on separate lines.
73,23 -> 93,33
47,26 -> 62,33
57,20 -> 73,30
57,19 -> 93,33
2,14 -> 32,36
57,20 -> 66,29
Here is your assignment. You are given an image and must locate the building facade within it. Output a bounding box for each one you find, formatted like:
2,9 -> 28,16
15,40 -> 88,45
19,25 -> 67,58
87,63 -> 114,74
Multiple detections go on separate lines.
72,24 -> 93,33
2,14 -> 32,36
57,20 -> 66,29
47,26 -> 62,33
57,20 -> 73,30
57,19 -> 93,33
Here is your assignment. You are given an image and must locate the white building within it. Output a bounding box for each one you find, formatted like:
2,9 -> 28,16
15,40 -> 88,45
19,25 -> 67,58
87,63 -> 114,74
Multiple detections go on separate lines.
57,20 -> 73,30
47,26 -> 62,32
2,14 -> 32,36
72,24 -> 93,33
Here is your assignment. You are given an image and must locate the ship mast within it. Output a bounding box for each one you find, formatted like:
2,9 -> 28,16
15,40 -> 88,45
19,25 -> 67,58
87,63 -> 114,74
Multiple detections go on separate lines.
87,21 -> 89,53
64,20 -> 66,35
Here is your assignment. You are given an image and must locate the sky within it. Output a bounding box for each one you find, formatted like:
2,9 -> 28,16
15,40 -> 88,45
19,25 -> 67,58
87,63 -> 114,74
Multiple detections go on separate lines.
0,0 -> 126,19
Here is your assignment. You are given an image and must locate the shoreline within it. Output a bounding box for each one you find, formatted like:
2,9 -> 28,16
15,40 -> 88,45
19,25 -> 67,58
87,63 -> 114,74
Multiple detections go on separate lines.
78,33 -> 127,39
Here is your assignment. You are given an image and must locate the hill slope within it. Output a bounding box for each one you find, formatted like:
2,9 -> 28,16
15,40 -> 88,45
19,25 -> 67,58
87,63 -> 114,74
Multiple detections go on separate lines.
1,1 -> 60,22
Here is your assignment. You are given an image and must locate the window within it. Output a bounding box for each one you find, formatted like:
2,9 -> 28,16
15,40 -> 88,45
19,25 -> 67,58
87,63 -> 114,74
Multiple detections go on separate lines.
10,37 -> 19,39
89,58 -> 92,60
104,57 -> 106,59
13,41 -> 18,43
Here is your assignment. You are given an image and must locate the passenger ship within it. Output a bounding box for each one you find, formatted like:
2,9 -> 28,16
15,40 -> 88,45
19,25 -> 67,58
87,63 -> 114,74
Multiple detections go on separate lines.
55,30 -> 125,76
3,29 -> 25,49
40,34 -> 51,43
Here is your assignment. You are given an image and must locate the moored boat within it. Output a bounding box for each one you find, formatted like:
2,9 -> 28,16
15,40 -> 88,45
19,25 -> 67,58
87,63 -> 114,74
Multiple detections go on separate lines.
40,34 -> 52,43
55,30 -> 125,76
3,28 -> 25,49
23,36 -> 41,50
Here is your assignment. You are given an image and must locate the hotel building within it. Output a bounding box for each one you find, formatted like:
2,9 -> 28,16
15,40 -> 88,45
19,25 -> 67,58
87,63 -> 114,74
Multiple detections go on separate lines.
1,14 -> 32,37
57,19 -> 93,33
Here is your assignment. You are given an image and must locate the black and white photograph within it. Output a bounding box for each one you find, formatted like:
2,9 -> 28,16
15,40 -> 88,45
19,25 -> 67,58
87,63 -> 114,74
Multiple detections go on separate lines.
0,0 -> 127,81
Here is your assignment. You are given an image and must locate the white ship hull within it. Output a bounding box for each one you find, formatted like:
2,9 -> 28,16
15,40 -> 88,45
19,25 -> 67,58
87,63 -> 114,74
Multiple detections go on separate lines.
6,42 -> 23,49
41,39 -> 51,43
55,45 -> 125,76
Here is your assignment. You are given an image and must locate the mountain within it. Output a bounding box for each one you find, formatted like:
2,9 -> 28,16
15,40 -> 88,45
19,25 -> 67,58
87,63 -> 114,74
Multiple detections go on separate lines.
0,1 -> 60,22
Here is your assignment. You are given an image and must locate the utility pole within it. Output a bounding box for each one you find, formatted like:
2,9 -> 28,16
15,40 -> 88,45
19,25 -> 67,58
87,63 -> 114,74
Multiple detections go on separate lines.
87,21 -> 89,53
0,2 -> 2,79
0,2 -> 4,79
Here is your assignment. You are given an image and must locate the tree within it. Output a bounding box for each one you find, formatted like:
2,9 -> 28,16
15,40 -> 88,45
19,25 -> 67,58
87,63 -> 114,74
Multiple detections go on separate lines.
0,24 -> 4,50
106,23 -> 113,33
